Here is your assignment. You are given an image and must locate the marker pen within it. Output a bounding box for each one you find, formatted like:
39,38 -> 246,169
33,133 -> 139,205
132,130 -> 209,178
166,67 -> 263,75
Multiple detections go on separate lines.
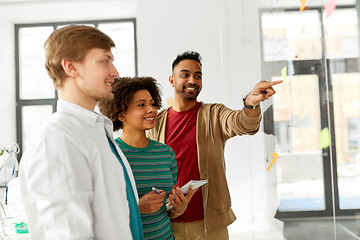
152,187 -> 161,194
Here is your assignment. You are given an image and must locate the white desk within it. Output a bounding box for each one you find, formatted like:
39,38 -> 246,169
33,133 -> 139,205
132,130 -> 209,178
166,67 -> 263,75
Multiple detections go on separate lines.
0,180 -> 30,240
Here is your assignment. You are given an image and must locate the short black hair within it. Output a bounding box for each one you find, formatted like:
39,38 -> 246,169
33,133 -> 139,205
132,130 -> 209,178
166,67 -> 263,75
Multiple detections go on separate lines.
172,51 -> 202,71
98,76 -> 162,131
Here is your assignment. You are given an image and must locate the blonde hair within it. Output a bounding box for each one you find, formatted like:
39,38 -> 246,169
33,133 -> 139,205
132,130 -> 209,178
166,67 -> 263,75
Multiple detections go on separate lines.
44,25 -> 115,88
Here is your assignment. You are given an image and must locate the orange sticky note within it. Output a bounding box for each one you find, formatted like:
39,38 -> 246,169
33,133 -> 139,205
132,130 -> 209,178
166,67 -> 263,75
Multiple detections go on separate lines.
300,0 -> 307,11
267,153 -> 279,171
324,0 -> 336,19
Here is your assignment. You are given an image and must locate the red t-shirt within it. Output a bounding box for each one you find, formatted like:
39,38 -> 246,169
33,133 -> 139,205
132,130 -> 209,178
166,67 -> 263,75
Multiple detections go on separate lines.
165,102 -> 204,222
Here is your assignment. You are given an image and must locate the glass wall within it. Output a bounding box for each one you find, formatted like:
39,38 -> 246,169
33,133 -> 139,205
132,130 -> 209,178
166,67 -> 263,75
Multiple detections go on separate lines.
260,1 -> 360,239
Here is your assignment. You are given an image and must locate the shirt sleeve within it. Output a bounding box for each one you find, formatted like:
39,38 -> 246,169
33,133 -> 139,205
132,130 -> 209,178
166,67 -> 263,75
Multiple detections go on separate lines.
20,128 -> 94,240
216,104 -> 262,140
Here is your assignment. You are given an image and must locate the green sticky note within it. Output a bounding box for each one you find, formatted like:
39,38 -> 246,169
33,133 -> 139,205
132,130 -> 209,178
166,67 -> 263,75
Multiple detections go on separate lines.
15,222 -> 29,234
320,127 -> 331,149
281,66 -> 287,81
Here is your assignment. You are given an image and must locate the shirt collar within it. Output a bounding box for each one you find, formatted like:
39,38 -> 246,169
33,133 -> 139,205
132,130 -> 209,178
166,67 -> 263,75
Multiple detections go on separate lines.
56,100 -> 111,128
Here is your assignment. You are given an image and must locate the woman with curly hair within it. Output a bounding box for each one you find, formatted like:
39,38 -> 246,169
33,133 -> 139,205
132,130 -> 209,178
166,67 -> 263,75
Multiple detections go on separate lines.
98,76 -> 197,240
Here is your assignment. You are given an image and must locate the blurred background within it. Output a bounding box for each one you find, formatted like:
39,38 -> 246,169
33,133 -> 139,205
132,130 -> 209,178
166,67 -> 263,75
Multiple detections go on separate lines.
0,0 -> 359,239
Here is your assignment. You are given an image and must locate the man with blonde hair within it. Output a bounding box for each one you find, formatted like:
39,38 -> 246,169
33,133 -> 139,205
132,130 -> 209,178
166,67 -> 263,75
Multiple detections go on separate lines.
19,25 -> 144,240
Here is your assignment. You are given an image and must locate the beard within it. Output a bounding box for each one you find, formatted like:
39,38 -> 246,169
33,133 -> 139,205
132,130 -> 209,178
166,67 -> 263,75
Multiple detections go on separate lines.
95,91 -> 114,102
175,85 -> 201,100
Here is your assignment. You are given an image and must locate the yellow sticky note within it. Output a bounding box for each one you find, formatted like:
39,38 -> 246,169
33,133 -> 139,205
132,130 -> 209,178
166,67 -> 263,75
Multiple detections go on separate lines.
281,66 -> 287,81
320,127 -> 331,149
267,153 -> 279,171
300,0 -> 307,11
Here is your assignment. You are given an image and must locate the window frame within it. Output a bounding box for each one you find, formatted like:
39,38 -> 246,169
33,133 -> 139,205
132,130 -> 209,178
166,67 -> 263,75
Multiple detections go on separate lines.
15,19 -> 138,159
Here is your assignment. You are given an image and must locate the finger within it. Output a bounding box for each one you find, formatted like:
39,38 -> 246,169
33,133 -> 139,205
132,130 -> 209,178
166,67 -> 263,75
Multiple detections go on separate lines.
169,193 -> 176,206
186,187 -> 198,199
151,190 -> 165,198
153,197 -> 165,204
175,187 -> 186,201
263,87 -> 276,98
145,191 -> 157,196
153,188 -> 165,194
263,80 -> 282,87
171,189 -> 181,203
187,185 -> 197,194
271,80 -> 283,85
158,191 -> 166,197
256,80 -> 282,90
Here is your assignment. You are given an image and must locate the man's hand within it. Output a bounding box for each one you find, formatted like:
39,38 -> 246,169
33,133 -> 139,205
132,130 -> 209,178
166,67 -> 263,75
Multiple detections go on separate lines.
245,80 -> 282,106
138,190 -> 166,214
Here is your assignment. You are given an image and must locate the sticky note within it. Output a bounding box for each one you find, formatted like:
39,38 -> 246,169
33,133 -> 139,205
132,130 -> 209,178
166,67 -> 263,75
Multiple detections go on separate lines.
267,153 -> 279,171
324,0 -> 336,19
281,66 -> 287,81
320,127 -> 331,149
300,0 -> 307,11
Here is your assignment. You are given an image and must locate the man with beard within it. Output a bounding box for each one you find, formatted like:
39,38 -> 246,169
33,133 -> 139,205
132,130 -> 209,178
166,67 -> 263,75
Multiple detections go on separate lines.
147,51 -> 281,239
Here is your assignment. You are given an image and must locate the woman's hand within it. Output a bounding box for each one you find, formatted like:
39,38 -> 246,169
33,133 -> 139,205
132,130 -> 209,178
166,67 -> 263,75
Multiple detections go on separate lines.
168,186 -> 198,216
138,190 -> 166,214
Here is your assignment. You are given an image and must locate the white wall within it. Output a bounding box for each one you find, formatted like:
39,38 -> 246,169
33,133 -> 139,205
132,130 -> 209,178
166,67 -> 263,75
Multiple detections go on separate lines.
137,0 -> 282,239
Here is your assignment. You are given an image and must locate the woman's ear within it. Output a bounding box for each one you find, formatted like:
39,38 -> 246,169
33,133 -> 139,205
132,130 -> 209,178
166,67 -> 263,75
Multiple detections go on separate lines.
118,113 -> 125,122
61,58 -> 78,78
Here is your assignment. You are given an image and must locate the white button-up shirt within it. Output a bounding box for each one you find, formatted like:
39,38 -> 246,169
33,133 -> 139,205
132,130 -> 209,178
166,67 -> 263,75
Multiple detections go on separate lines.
19,100 -> 138,240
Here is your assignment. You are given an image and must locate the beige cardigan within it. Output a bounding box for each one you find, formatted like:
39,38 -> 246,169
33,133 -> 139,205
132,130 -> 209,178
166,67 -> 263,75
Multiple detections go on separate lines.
147,102 -> 261,234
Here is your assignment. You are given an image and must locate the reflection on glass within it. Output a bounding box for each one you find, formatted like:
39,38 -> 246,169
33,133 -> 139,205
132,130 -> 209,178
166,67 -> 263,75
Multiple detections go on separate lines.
324,8 -> 360,210
262,10 -> 327,212
273,75 -> 325,211
19,27 -> 55,99
21,105 -> 53,152
261,4 -> 360,240
98,22 -> 135,76
324,9 -> 358,59
332,73 -> 360,209
262,11 -> 322,62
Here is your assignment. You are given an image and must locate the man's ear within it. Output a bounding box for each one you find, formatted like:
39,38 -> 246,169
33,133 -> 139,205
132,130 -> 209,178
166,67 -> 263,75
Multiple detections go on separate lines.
169,76 -> 175,87
61,59 -> 78,78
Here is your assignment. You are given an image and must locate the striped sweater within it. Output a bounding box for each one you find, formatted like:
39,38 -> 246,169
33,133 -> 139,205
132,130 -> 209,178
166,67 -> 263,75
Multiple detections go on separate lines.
116,137 -> 177,240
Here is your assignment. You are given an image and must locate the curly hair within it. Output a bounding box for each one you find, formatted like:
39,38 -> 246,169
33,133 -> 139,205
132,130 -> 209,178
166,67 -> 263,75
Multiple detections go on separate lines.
98,76 -> 162,131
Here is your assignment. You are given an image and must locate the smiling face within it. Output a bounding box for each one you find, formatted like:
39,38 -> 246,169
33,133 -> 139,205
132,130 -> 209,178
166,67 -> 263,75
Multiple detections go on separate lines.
74,48 -> 119,106
119,89 -> 158,132
170,59 -> 202,101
